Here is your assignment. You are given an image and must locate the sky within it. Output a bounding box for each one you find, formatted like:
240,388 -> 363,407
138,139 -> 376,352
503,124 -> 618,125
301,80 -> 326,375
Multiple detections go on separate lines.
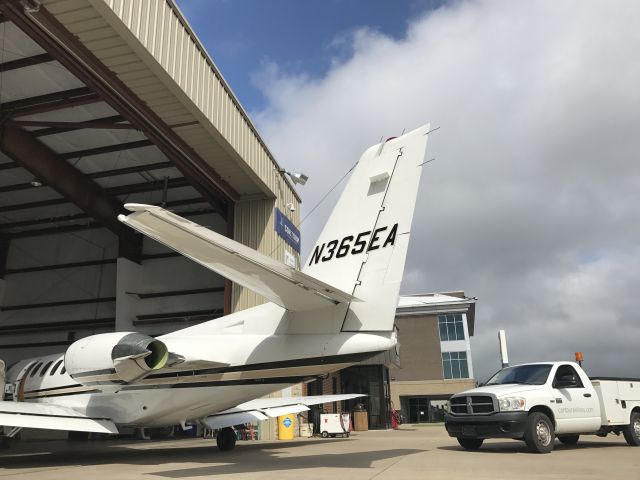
177,0 -> 640,381
177,0 -> 444,109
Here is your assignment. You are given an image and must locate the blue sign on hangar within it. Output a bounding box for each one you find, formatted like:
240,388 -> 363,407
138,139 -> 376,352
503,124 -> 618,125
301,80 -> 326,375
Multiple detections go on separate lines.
274,208 -> 301,253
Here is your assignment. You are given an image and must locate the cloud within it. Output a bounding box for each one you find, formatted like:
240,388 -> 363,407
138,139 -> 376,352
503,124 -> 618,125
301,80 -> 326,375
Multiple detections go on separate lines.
251,0 -> 640,380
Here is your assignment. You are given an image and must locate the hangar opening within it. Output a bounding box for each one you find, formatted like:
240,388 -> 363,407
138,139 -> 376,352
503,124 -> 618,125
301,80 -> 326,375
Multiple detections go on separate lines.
0,0 -> 301,367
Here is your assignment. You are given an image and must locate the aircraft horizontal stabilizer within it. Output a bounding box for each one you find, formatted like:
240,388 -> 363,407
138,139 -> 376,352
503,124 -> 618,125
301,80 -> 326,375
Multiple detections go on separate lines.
118,204 -> 353,311
202,393 -> 365,430
0,401 -> 118,434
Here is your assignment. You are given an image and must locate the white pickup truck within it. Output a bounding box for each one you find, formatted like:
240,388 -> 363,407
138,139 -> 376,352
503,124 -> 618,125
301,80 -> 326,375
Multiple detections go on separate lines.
444,361 -> 640,453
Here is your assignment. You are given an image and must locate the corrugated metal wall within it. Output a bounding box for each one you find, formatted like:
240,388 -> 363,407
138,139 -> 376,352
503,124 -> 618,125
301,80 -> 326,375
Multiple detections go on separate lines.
88,0 -> 304,310
232,197 -> 300,311
40,0 -> 303,311
91,0 -> 300,203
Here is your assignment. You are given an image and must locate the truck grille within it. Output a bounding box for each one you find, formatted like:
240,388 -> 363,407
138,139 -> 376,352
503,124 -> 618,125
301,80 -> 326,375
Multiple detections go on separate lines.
450,395 -> 495,415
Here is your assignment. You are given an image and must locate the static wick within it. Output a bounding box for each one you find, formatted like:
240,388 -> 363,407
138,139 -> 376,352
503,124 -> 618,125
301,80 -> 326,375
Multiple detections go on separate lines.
418,158 -> 435,167
424,126 -> 441,136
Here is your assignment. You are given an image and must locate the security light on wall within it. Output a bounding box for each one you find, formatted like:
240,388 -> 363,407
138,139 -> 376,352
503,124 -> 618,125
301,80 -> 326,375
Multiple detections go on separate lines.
288,172 -> 309,186
278,168 -> 309,186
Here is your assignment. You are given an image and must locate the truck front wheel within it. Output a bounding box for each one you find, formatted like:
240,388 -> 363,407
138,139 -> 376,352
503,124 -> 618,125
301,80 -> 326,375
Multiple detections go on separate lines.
457,437 -> 483,450
524,412 -> 554,453
623,411 -> 640,446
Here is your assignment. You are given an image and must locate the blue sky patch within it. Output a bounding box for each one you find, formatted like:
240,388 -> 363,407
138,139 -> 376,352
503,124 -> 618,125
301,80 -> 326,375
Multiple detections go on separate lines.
176,0 -> 444,110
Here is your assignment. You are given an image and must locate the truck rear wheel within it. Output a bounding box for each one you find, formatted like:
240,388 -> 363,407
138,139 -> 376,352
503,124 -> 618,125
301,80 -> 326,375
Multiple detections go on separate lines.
524,412 -> 554,453
558,435 -> 579,445
623,411 -> 640,446
457,437 -> 483,450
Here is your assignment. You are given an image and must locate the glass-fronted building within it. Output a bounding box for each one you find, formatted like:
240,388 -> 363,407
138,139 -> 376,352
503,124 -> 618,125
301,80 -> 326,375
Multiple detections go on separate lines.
393,292 -> 477,424
302,292 -> 477,429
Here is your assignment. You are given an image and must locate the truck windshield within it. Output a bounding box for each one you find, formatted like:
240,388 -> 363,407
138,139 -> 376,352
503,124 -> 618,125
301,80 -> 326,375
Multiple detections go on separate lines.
485,364 -> 552,386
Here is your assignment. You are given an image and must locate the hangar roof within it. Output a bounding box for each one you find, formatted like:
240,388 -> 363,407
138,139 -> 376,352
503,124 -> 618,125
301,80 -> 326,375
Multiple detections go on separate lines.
0,0 -> 298,244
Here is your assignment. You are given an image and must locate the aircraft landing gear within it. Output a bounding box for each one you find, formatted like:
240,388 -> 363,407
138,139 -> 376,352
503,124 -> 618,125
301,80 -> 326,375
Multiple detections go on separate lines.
216,427 -> 236,451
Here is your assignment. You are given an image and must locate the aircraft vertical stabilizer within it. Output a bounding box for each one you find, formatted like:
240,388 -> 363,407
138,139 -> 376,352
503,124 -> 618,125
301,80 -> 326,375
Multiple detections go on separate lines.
303,125 -> 430,331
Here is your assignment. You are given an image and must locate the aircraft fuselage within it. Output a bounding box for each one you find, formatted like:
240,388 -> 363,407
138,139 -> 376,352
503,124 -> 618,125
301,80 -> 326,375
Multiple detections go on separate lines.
5,328 -> 394,427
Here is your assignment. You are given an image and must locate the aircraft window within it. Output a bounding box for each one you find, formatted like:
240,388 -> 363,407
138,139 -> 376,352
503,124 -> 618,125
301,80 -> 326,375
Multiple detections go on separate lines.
40,361 -> 53,376
30,362 -> 43,377
22,361 -> 36,377
50,360 -> 63,376
60,365 -> 66,375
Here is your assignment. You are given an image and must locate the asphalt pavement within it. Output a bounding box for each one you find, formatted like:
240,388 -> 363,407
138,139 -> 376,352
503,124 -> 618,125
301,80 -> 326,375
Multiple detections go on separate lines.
1,424 -> 638,479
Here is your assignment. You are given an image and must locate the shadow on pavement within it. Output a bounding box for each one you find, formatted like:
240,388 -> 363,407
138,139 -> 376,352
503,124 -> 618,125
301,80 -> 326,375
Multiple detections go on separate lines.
0,438 -> 425,476
438,439 -> 629,454
152,447 -> 425,477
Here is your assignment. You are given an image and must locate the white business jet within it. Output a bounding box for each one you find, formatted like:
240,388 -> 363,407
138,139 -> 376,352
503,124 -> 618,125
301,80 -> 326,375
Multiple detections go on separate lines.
0,125 -> 430,451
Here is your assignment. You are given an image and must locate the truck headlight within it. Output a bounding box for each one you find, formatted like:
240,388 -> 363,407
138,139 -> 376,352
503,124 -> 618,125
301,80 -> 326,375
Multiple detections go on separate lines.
498,397 -> 526,411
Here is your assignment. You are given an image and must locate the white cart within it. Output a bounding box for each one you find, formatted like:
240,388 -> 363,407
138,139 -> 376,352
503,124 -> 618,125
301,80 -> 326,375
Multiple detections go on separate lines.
319,413 -> 351,438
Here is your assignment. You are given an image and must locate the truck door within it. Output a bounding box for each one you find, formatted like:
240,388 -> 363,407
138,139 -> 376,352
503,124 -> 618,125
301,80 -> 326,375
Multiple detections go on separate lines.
552,364 -> 601,434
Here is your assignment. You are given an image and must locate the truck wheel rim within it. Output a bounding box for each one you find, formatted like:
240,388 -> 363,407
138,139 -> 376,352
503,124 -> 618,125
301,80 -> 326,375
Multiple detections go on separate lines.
634,418 -> 640,436
536,420 -> 551,446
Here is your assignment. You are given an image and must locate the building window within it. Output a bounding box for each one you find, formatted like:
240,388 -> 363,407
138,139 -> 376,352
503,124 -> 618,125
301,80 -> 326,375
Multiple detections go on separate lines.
442,351 -> 469,379
438,314 -> 465,341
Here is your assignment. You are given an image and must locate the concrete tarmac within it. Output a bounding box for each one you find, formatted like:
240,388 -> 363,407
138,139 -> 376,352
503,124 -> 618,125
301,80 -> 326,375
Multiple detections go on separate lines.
1,425 -> 638,479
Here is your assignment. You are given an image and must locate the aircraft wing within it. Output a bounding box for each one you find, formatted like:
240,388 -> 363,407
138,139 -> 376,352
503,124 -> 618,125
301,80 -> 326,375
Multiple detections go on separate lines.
118,204 -> 353,311
0,401 -> 118,434
202,393 -> 364,430
234,394 -> 366,411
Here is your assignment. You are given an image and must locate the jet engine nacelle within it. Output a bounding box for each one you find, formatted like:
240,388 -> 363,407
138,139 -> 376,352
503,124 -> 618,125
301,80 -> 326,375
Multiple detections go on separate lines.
65,332 -> 169,384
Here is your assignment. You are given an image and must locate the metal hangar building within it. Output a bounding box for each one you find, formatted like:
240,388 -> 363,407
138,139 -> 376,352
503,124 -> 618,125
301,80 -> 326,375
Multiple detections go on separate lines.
0,0 -> 301,366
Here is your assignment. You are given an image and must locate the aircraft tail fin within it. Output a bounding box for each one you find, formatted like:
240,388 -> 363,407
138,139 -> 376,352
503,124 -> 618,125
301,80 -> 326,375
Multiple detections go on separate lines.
302,124 -> 430,331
